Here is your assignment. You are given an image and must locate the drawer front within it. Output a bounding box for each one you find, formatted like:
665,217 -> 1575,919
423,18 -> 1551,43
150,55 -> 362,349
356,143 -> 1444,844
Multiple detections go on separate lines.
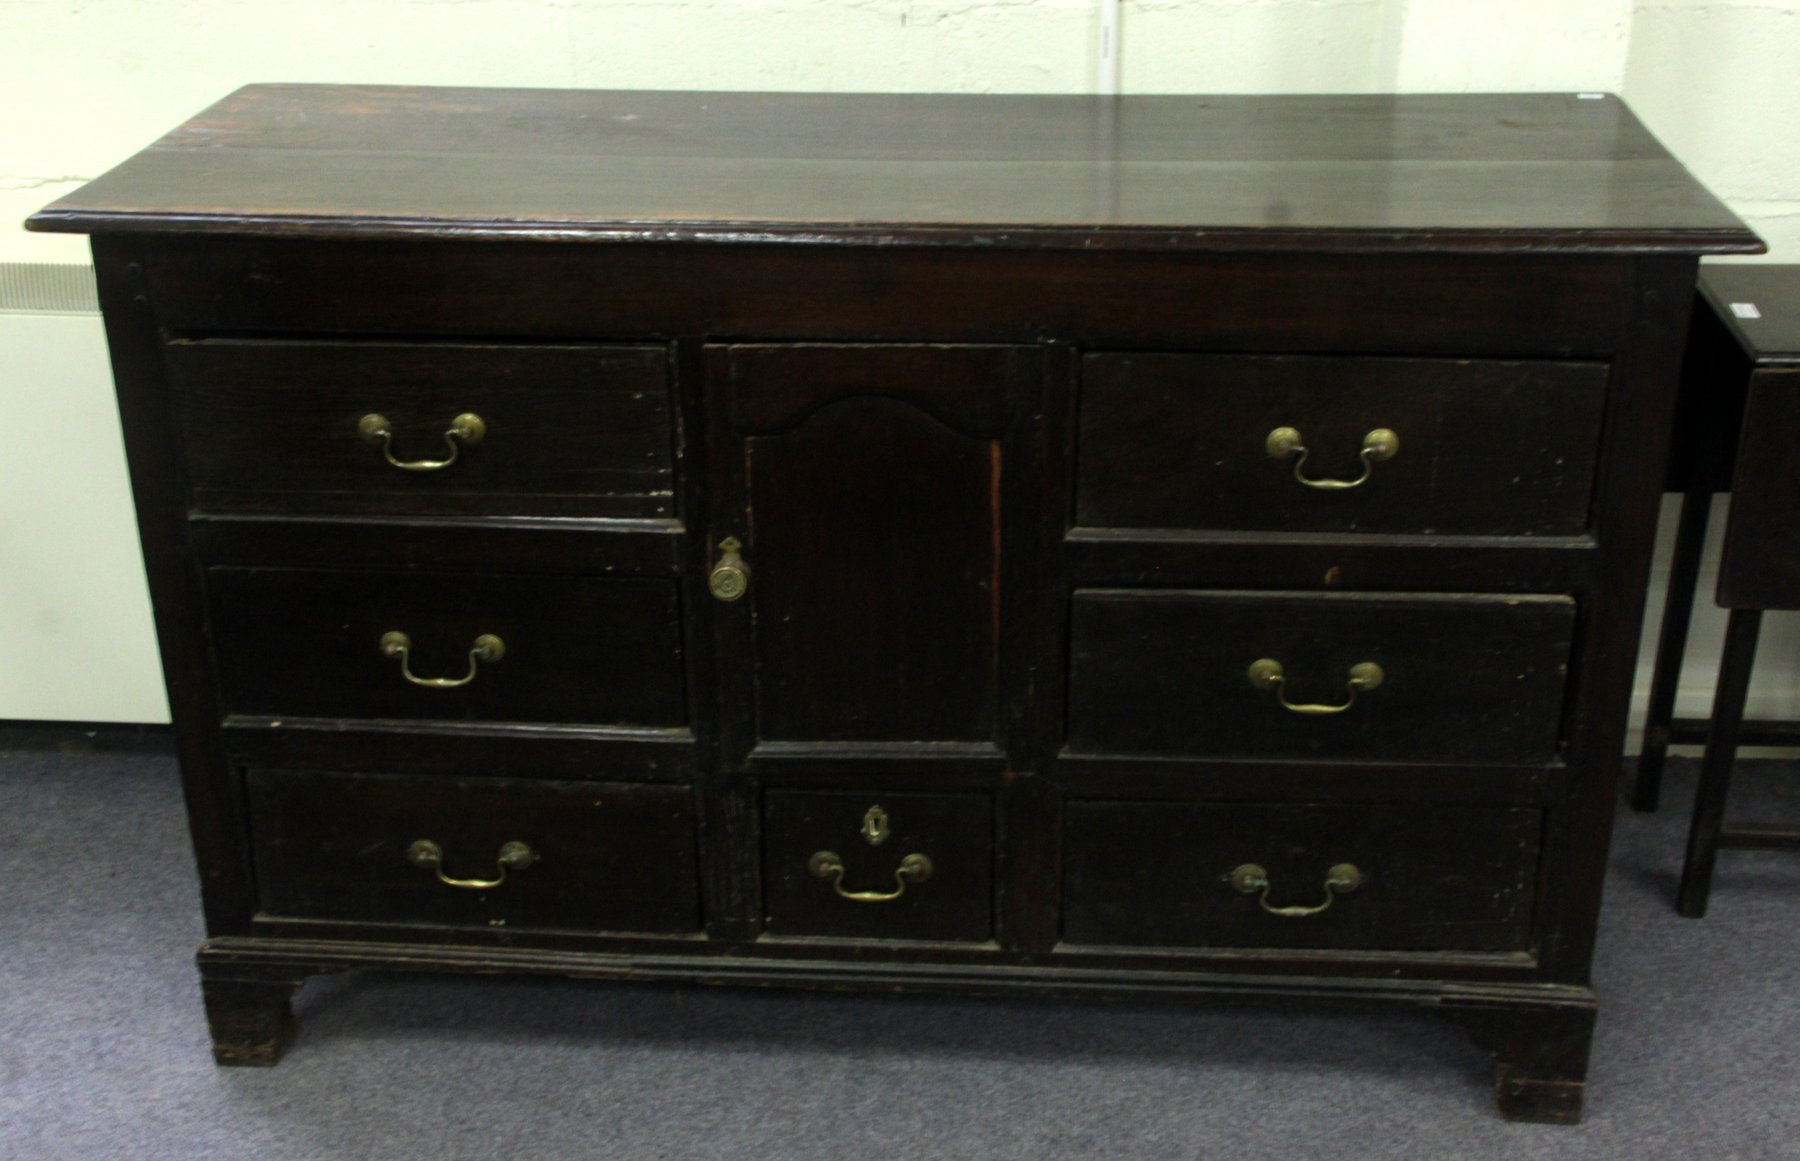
208,568 -> 686,727
1062,801 -> 1542,952
1076,353 -> 1607,536
247,769 -> 702,933
166,339 -> 674,518
762,791 -> 993,943
145,240 -> 1636,356
1067,590 -> 1574,763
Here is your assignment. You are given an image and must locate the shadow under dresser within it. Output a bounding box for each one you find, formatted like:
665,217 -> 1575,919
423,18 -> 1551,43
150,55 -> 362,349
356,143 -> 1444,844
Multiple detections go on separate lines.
27,84 -> 1761,1122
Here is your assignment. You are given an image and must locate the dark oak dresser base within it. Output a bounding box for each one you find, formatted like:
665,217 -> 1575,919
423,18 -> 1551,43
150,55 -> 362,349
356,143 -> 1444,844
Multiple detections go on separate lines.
31,86 -> 1761,1123
197,939 -> 1597,1123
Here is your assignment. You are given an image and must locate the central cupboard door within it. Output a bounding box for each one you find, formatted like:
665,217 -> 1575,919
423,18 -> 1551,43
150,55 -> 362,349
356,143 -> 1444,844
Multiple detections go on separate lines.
705,345 -> 1040,757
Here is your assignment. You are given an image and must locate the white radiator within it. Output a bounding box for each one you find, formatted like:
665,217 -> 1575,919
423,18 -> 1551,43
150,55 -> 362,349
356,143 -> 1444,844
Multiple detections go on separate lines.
0,262 -> 167,723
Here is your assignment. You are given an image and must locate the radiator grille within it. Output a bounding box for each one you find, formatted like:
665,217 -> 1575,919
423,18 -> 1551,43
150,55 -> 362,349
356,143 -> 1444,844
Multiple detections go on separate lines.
0,262 -> 98,314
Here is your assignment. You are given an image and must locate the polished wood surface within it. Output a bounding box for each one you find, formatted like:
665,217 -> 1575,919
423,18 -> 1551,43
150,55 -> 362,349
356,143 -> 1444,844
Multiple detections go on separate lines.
1716,263 -> 1800,608
247,769 -> 702,931
1062,802 -> 1542,951
207,568 -> 687,726
715,344 -> 1033,750
28,86 -> 1759,253
1077,353 -> 1609,536
1699,263 -> 1800,361
762,790 -> 995,942
53,87 -> 1761,1124
166,340 -> 675,519
1719,365 -> 1800,608
136,239 -> 1647,352
1066,590 -> 1575,763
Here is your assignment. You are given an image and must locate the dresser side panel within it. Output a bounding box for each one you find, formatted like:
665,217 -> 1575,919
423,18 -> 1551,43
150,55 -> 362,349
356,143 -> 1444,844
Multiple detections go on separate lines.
91,235 -> 255,933
1533,255 -> 1699,982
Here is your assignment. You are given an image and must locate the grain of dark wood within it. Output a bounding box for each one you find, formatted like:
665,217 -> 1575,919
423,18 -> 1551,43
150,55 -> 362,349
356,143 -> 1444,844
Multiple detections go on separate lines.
1049,756 -> 1549,805
165,339 -> 674,518
186,513 -> 682,576
1454,1000 -> 1596,1124
246,769 -> 702,932
761,790 -> 994,943
1661,290 -> 1750,493
1635,280 -> 1751,806
27,87 -> 1759,253
198,974 -> 299,1067
1077,354 -> 1608,536
221,719 -> 697,783
59,87 -> 1760,1122
207,568 -> 686,727
1529,256 -> 1698,981
1064,530 -> 1598,593
743,392 -> 997,742
1676,609 -> 1762,917
714,345 -> 1035,749
1066,590 -> 1575,764
1697,263 -> 1800,361
1717,368 -> 1800,608
1061,802 -> 1542,951
1633,479 -> 1712,815
140,240 -> 1644,354
91,237 -> 259,935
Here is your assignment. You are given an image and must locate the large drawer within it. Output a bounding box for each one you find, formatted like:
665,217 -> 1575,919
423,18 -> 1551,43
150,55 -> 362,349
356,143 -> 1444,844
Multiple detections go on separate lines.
208,567 -> 686,728
246,769 -> 702,933
1076,353 -> 1608,536
761,791 -> 994,943
1062,801 -> 1543,952
166,339 -> 675,518
1066,590 -> 1574,764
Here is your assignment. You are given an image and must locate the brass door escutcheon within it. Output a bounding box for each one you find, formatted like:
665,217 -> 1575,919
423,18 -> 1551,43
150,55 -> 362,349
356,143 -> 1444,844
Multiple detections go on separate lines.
1247,658 -> 1383,715
708,537 -> 750,602
359,411 -> 486,471
407,839 -> 537,889
808,849 -> 934,902
860,805 -> 890,846
381,631 -> 506,689
1265,425 -> 1397,490
1229,862 -> 1363,917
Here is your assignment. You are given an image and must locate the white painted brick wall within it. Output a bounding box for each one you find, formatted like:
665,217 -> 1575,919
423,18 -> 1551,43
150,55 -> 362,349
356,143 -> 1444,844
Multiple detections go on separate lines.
1625,0 -> 1800,259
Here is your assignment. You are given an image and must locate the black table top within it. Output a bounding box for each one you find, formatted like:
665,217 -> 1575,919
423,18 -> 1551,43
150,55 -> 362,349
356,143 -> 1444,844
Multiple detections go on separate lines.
1700,265 -> 1800,363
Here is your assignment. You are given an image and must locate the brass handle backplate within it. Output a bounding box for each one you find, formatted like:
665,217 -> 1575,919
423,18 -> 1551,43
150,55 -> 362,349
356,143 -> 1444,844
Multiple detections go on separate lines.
808,849 -> 934,902
1230,862 -> 1363,917
1248,658 -> 1383,715
359,411 -> 486,471
381,630 -> 505,689
1266,425 -> 1397,490
708,537 -> 750,602
407,839 -> 537,890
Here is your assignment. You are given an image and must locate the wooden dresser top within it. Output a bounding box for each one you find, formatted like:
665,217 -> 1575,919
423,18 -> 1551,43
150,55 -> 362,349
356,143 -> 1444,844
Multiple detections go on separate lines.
28,84 -> 1761,254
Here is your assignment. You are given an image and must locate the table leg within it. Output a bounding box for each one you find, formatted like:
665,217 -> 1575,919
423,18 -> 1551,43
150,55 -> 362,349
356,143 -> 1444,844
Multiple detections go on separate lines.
1678,607 -> 1762,917
1636,488 -> 1713,812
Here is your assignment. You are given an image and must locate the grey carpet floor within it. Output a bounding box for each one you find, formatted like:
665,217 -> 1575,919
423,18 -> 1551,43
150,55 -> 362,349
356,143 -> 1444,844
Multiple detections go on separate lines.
2,735 -> 1797,1161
